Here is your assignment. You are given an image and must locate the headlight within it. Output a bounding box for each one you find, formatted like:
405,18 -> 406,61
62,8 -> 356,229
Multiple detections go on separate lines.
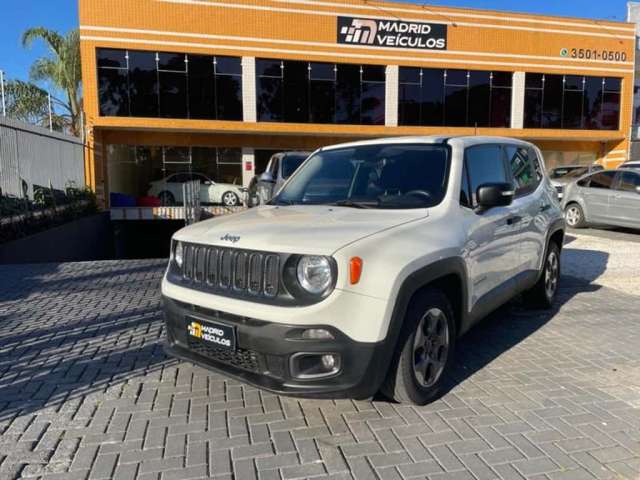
174,241 -> 184,268
296,256 -> 333,295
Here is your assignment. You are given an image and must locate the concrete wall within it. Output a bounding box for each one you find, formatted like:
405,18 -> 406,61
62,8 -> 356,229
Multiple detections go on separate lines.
0,117 -> 85,198
0,212 -> 113,264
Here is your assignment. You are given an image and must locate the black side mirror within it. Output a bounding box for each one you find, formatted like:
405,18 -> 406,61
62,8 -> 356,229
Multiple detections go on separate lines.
476,183 -> 514,210
260,172 -> 275,183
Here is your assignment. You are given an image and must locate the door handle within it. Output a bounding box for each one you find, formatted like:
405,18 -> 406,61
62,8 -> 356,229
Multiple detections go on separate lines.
539,204 -> 551,212
507,216 -> 522,225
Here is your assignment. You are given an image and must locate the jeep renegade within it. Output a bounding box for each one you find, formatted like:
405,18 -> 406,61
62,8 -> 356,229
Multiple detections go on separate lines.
162,136 -> 565,405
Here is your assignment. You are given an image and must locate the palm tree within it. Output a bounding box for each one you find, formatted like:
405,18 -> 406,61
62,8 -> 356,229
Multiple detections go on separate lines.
22,28 -> 82,136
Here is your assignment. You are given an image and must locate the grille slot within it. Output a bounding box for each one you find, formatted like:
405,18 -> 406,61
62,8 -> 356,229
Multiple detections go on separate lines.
187,338 -> 260,373
180,244 -> 280,299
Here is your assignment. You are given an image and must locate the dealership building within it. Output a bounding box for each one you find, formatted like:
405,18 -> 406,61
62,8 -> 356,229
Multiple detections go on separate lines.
79,0 -> 636,214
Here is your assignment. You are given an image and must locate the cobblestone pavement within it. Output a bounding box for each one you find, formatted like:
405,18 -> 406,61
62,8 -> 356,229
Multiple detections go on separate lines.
0,235 -> 639,480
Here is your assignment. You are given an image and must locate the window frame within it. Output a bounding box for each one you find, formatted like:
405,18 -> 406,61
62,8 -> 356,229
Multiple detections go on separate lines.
504,144 -> 543,198
463,143 -> 511,208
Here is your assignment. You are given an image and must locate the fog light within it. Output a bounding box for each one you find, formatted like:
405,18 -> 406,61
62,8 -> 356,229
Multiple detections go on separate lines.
321,354 -> 336,370
301,328 -> 334,340
291,353 -> 341,379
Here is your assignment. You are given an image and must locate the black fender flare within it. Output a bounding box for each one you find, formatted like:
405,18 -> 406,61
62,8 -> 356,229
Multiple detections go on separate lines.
370,257 -> 469,390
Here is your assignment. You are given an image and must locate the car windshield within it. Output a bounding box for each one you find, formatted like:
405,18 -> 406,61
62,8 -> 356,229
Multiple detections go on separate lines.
282,154 -> 308,179
271,144 -> 450,209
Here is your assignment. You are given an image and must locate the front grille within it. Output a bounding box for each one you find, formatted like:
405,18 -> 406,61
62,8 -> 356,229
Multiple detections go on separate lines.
188,338 -> 260,373
180,244 -> 280,299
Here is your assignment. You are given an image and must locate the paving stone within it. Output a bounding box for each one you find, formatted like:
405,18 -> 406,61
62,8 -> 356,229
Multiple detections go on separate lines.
0,244 -> 639,480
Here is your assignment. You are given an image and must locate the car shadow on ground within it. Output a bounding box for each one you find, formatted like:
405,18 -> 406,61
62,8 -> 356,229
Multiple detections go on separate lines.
437,246 -> 609,400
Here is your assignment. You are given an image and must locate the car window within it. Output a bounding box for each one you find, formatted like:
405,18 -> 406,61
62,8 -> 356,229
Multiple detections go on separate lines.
505,145 -> 540,196
282,154 -> 307,179
588,171 -> 616,190
465,145 -> 509,206
269,157 -> 280,176
617,171 -> 640,192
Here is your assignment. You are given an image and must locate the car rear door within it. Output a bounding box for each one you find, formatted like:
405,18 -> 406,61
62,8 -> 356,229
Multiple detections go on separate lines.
461,144 -> 521,309
609,170 -> 640,227
582,171 -> 616,222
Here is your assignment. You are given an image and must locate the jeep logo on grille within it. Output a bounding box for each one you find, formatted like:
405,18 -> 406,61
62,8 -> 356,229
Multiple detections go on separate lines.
220,234 -> 240,243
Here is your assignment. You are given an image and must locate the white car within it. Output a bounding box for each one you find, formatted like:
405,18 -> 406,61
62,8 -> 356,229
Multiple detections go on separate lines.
148,172 -> 244,206
162,136 -> 565,405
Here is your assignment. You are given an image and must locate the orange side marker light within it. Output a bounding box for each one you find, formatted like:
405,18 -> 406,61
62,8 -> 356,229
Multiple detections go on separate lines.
350,257 -> 363,285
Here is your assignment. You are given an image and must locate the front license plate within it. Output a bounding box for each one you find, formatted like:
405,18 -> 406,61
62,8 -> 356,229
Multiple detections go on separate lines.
186,317 -> 236,350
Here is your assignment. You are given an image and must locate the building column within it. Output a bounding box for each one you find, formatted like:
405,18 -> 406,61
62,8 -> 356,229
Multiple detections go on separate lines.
242,57 -> 257,123
385,65 -> 399,127
241,147 -> 255,188
510,71 -> 525,129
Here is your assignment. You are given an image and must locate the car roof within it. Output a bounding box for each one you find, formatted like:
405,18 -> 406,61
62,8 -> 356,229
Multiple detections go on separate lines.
320,135 -> 533,151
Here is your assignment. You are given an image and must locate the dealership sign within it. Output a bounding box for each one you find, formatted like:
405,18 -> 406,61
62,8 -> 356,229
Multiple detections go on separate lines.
337,16 -> 447,50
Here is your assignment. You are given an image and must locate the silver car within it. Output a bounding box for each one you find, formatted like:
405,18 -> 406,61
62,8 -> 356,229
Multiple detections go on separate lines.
562,169 -> 640,229
549,165 -> 603,200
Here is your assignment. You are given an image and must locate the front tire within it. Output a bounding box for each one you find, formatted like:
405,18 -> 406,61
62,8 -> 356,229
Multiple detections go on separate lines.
524,241 -> 561,309
565,203 -> 586,228
222,191 -> 239,207
381,289 -> 456,405
158,191 -> 176,206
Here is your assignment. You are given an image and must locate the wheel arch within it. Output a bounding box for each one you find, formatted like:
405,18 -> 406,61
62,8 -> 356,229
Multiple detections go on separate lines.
377,257 -> 468,372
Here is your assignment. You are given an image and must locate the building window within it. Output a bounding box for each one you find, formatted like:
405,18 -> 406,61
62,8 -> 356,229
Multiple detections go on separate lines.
158,52 -> 188,119
398,67 -> 511,127
524,73 -> 621,130
256,58 -> 385,125
96,48 -> 243,121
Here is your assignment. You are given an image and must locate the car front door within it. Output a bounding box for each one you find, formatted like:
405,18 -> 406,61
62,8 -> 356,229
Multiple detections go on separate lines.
504,145 -> 546,276
582,171 -> 616,222
609,170 -> 640,227
460,144 -> 521,311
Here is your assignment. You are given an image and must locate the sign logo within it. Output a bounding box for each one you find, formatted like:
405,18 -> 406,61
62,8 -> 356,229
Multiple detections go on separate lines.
188,321 -> 203,339
220,234 -> 240,243
337,16 -> 447,50
560,48 -> 569,57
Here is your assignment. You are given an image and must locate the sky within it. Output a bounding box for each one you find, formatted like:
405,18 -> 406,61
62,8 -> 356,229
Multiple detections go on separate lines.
0,0 -> 632,87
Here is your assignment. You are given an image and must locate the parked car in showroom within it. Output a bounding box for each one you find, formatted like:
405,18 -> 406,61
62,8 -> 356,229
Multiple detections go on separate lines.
562,169 -> 640,229
549,164 -> 603,200
247,151 -> 310,207
148,172 -> 245,206
162,136 -> 564,405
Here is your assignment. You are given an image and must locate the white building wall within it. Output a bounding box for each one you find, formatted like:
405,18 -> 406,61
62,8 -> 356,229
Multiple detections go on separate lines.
242,57 -> 257,123
510,72 -> 525,130
385,65 -> 399,127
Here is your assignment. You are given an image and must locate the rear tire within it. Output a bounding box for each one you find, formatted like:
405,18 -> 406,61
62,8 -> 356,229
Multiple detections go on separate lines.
381,289 -> 456,405
222,191 -> 239,207
524,241 -> 561,309
565,203 -> 586,228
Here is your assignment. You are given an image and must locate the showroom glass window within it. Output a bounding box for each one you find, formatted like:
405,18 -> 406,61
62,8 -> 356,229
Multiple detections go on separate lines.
96,48 -> 242,121
398,67 -> 512,127
256,58 -> 385,125
524,73 -> 621,130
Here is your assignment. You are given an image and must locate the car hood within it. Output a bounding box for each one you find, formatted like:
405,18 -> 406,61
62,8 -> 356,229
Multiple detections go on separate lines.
173,205 -> 428,254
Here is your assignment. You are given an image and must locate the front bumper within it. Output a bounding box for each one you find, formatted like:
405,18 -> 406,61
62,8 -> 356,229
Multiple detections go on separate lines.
162,296 -> 388,399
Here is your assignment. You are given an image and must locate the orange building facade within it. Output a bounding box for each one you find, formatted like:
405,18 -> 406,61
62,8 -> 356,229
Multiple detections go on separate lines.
79,0 -> 636,209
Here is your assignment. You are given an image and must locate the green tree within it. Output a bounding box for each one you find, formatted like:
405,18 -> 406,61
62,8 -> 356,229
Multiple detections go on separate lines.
22,27 -> 82,136
4,79 -> 66,130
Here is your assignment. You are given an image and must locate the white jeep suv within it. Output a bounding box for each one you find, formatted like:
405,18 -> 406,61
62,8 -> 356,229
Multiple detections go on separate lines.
162,136 -> 565,405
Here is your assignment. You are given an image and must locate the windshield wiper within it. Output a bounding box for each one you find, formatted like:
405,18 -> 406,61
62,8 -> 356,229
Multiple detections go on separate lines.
330,199 -> 378,209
